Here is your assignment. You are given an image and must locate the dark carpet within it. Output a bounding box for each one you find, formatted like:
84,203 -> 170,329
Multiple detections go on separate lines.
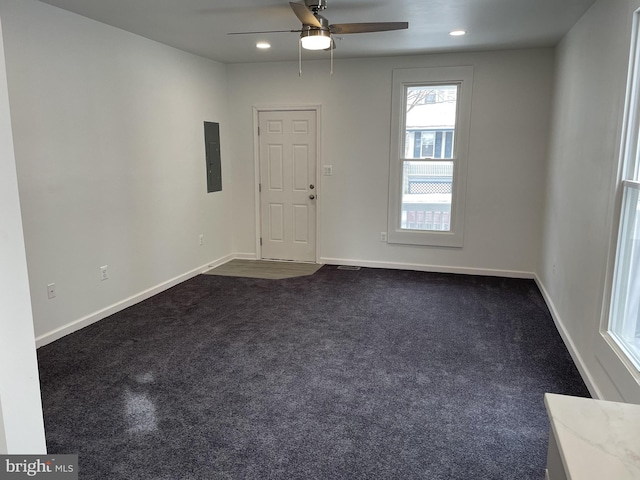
37,266 -> 590,479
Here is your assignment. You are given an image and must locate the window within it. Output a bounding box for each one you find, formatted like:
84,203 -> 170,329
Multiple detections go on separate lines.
606,10 -> 640,376
388,67 -> 473,247
610,183 -> 640,369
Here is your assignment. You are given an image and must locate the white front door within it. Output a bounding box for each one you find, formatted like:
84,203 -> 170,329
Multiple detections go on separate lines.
259,110 -> 317,262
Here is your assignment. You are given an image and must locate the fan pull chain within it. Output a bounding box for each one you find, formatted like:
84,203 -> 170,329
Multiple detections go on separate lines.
330,36 -> 334,76
298,40 -> 302,76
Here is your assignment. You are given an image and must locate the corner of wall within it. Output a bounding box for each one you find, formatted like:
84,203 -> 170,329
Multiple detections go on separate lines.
0,395 -> 7,454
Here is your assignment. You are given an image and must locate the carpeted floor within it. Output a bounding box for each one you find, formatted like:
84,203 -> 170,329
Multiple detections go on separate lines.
37,266 -> 589,479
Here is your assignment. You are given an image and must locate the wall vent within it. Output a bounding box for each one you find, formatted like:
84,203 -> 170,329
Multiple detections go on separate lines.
337,265 -> 361,271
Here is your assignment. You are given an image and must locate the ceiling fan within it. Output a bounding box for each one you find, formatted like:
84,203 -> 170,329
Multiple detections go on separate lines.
229,0 -> 408,52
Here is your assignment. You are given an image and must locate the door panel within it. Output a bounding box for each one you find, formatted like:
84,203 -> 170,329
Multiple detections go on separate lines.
293,204 -> 309,243
293,145 -> 309,191
259,110 -> 317,262
268,204 -> 284,242
268,145 -> 284,191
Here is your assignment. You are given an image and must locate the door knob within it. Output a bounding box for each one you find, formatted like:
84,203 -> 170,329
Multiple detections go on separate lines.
309,184 -> 315,190
309,194 -> 316,200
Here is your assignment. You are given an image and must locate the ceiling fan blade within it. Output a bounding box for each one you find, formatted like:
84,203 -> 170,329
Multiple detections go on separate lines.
289,2 -> 322,28
330,22 -> 408,34
228,30 -> 300,35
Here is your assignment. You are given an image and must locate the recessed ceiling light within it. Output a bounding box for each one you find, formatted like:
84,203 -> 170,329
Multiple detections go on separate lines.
256,42 -> 271,49
449,30 -> 466,37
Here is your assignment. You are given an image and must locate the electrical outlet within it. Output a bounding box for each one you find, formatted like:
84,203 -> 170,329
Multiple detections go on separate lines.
47,283 -> 56,299
323,165 -> 333,176
380,232 -> 387,242
199,234 -> 204,246
100,265 -> 109,281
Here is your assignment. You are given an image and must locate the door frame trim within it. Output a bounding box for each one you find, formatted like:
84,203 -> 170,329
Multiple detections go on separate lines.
252,104 -> 322,263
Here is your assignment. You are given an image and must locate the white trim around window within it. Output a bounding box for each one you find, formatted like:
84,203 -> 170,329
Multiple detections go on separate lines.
387,66 -> 474,247
595,8 -> 640,402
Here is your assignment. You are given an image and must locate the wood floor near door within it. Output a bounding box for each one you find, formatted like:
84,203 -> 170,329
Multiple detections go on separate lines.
204,259 -> 322,280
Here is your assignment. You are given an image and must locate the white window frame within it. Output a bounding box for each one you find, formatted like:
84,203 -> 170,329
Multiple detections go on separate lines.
387,66 -> 473,247
596,8 -> 640,401
609,180 -> 640,369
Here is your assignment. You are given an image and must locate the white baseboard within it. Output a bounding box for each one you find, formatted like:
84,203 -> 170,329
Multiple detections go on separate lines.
320,257 -> 534,279
36,249 -> 594,410
534,274 -> 602,399
35,254 -> 235,348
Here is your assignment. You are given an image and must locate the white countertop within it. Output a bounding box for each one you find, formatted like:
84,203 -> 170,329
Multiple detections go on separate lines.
545,393 -> 640,479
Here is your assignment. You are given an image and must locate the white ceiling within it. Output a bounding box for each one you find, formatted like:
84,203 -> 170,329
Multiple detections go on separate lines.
37,0 -> 596,64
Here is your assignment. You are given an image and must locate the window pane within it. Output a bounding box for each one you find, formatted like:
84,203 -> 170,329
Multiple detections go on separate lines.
401,161 -> 452,231
421,132 -> 435,157
610,184 -> 640,370
404,85 -> 457,159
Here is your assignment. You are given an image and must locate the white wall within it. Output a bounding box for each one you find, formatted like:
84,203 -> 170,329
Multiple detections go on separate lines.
0,0 -> 234,344
0,16 -> 46,453
539,0 -> 640,402
227,49 -> 554,276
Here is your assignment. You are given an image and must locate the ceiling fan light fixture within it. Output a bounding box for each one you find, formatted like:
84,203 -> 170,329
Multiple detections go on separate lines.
449,30 -> 466,37
300,29 -> 332,50
256,42 -> 271,49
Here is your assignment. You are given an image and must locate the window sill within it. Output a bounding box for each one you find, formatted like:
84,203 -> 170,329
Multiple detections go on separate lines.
387,228 -> 464,248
